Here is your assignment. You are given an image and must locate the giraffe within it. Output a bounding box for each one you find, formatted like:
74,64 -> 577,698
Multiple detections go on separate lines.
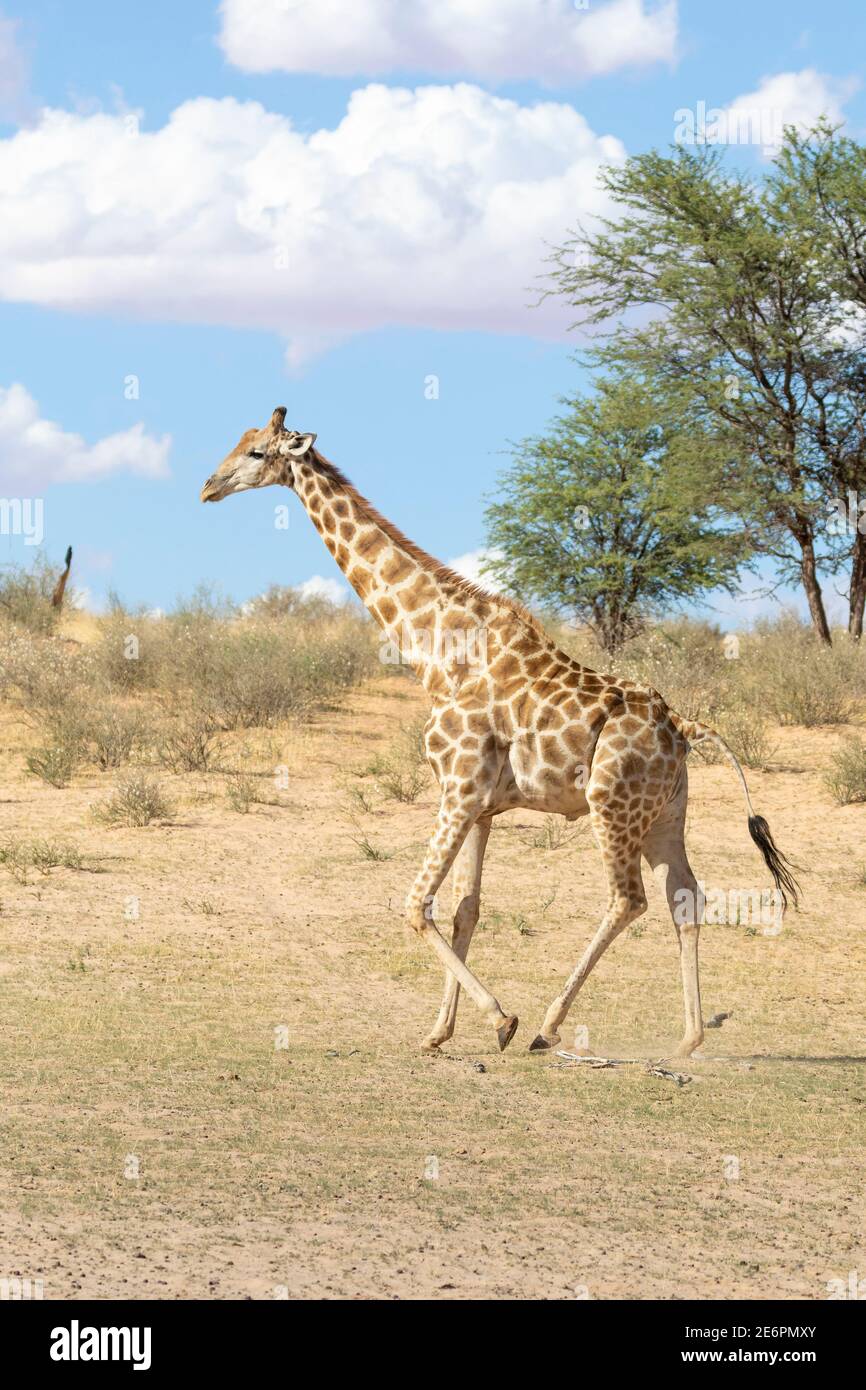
201,409 -> 800,1057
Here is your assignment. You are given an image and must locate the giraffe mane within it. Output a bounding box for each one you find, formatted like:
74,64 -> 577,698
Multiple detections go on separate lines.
309,448 -> 547,637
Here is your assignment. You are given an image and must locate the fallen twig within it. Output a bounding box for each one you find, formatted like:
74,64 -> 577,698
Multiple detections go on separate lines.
552,1050 -> 692,1086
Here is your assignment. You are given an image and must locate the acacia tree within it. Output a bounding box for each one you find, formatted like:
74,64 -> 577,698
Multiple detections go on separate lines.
546,137 -> 866,643
482,371 -> 745,654
770,122 -> 866,636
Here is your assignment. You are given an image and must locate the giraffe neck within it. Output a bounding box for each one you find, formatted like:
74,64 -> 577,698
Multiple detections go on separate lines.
290,453 -> 492,690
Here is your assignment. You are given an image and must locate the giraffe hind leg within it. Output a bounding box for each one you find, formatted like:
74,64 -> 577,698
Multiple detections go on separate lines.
530,803 -> 647,1052
642,776 -> 705,1057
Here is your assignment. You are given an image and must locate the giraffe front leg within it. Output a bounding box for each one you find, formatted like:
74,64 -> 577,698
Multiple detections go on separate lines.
408,802 -> 517,1053
422,820 -> 491,1052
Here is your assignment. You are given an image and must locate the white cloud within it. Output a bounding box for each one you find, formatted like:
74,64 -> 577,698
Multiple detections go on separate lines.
0,383 -> 170,488
446,548 -> 502,585
219,0 -> 678,83
296,574 -> 351,605
0,86 -> 624,361
0,13 -> 31,123
721,69 -> 858,151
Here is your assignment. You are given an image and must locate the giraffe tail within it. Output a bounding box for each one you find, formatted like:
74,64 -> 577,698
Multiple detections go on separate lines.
668,711 -> 801,913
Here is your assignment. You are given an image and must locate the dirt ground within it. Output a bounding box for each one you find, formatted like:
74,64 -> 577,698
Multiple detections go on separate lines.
1,665 -> 865,1300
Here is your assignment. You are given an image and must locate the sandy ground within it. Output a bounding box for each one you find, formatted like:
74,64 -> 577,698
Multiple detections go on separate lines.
1,668 -> 865,1300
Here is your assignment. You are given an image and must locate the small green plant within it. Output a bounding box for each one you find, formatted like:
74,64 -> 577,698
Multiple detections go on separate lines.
66,945 -> 91,973
0,836 -> 85,884
347,820 -> 392,861
372,759 -> 428,803
91,774 -> 173,827
342,781 -> 375,813
825,738 -> 866,805
521,814 -> 583,851
370,717 -> 430,803
182,896 -> 220,916
479,907 -> 535,936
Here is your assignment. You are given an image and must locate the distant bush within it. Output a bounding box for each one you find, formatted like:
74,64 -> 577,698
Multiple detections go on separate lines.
0,555 -> 65,634
825,738 -> 866,805
243,586 -> 350,623
0,630 -> 92,715
740,620 -> 863,727
559,613 -> 866,730
92,598 -> 376,727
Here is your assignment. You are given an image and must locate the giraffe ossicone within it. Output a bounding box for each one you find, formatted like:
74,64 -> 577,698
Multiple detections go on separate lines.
201,410 -> 800,1058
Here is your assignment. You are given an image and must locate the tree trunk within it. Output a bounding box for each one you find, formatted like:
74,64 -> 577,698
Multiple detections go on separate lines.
800,539 -> 832,644
848,529 -> 866,639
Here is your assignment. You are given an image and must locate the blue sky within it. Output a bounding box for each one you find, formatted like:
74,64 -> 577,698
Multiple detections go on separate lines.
0,0 -> 863,623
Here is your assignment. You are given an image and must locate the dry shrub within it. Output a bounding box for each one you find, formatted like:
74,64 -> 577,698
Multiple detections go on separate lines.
717,707 -> 777,770
558,614 -> 866,730
91,774 -> 173,827
0,630 -> 93,715
153,710 -> 220,772
0,836 -> 84,883
93,595 -> 376,728
736,619 -> 865,727
26,742 -> 80,787
224,771 -> 268,813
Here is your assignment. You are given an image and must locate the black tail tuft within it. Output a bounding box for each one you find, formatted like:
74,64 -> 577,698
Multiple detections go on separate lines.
64,546 -> 72,568
748,815 -> 800,913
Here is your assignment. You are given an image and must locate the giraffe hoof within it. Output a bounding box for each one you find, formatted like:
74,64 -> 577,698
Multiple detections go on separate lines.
528,1033 -> 559,1052
420,1038 -> 443,1053
497,1015 -> 519,1052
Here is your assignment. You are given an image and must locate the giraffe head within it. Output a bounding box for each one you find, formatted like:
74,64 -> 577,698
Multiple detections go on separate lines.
200,407 -> 316,502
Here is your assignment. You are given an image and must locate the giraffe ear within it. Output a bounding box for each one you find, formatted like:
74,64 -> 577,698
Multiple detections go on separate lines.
286,432 -> 316,456
270,406 -> 287,431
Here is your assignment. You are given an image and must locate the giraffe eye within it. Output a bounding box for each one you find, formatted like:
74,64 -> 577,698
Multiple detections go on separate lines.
248,450 -> 264,459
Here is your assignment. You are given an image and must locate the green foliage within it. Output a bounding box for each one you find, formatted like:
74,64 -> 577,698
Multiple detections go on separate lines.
545,127 -> 866,643
484,371 -> 746,652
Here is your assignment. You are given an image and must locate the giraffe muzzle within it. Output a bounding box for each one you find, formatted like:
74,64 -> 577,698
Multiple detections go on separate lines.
200,474 -> 226,502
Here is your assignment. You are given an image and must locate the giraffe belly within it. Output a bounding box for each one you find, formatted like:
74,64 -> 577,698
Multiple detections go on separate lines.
490,747 -> 591,818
